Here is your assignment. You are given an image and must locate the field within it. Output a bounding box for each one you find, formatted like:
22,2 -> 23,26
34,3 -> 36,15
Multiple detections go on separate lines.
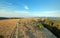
0,19 -> 19,38
0,18 -> 59,38
52,20 -> 60,29
0,18 -> 46,38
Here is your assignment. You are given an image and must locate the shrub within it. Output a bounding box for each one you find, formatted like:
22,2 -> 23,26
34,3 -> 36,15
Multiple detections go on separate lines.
37,23 -> 43,30
0,35 -> 4,38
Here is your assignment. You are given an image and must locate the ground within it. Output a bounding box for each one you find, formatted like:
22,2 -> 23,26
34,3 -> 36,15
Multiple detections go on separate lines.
0,18 -> 57,38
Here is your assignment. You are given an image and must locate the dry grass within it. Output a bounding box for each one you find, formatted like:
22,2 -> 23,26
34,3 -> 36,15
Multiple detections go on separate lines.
0,19 -> 19,38
44,19 -> 60,29
0,18 -> 45,38
52,20 -> 60,29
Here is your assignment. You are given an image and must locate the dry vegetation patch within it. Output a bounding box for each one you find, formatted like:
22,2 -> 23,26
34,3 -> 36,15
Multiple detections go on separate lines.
0,19 -> 19,38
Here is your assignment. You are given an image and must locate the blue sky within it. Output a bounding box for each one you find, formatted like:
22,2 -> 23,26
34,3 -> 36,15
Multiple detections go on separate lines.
0,0 -> 60,17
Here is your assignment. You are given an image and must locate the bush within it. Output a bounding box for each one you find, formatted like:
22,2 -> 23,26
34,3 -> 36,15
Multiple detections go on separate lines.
37,23 -> 43,30
0,35 -> 4,38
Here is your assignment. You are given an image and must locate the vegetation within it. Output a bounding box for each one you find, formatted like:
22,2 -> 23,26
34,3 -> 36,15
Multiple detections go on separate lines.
43,19 -> 60,38
0,19 -> 19,38
0,18 -> 41,38
37,23 -> 43,30
0,35 -> 4,38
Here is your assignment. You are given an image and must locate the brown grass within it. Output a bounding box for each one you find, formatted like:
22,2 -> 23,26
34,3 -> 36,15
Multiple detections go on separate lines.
0,19 -> 19,38
0,18 -> 40,38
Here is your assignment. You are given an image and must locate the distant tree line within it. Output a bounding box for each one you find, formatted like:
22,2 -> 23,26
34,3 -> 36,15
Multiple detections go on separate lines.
0,17 -> 23,20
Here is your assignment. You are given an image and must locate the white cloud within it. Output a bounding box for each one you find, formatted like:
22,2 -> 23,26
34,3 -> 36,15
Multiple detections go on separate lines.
24,5 -> 29,10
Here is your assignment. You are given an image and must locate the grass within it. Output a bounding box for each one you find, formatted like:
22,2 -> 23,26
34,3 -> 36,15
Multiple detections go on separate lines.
0,18 -> 40,38
0,19 -> 19,38
37,23 -> 43,30
43,19 -> 60,38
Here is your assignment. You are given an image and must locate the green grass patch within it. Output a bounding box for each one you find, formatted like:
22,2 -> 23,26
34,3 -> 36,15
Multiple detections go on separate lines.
37,23 -> 43,30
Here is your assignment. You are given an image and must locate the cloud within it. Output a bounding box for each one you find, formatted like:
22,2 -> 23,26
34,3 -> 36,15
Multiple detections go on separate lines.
24,5 -> 29,10
0,9 -> 32,17
0,8 -> 60,17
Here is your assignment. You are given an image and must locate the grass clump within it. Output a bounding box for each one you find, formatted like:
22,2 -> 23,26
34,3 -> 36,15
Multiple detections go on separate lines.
0,35 -> 4,38
37,23 -> 43,30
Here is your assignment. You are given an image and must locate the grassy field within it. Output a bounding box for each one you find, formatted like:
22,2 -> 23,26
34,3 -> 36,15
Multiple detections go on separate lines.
0,19 -> 19,38
0,18 -> 59,38
52,20 -> 60,29
0,18 -> 44,38
44,19 -> 60,30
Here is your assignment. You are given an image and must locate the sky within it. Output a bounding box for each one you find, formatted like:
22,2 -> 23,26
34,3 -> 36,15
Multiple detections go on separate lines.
0,0 -> 60,17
